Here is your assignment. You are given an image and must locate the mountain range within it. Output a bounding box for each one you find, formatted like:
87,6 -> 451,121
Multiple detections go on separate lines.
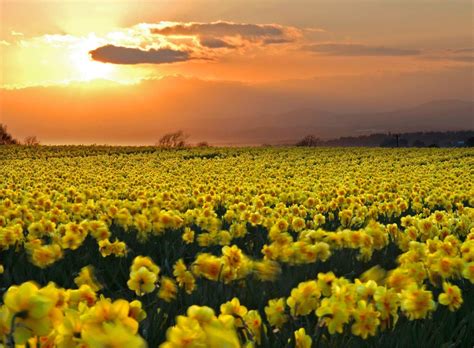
196,99 -> 473,145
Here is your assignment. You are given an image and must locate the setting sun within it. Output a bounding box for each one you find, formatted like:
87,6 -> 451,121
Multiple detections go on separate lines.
70,49 -> 114,81
65,34 -> 117,81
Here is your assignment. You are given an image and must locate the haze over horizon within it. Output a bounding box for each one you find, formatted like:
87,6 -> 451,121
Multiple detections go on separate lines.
1,0 -> 473,145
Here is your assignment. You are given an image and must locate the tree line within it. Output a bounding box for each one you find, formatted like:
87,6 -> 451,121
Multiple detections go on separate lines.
3,123 -> 473,148
295,131 -> 474,148
0,124 -> 40,146
0,125 -> 209,148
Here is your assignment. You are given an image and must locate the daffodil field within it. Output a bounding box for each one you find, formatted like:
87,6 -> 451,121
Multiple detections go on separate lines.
1,146 -> 473,347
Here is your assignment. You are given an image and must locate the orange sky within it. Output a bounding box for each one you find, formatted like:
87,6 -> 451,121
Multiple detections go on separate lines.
0,0 -> 473,144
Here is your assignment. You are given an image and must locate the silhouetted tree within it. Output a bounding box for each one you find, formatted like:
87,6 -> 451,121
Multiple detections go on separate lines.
0,124 -> 18,145
381,134 -> 409,147
157,130 -> 189,148
24,135 -> 41,146
296,135 -> 320,147
412,139 -> 426,147
313,130 -> 472,147
393,133 -> 401,147
465,137 -> 474,147
196,141 -> 210,147
380,137 -> 397,147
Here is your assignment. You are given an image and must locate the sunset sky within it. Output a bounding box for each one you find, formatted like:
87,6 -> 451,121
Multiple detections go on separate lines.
1,0 -> 473,145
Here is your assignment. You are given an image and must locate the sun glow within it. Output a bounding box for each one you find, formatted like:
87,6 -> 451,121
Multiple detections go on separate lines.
69,37 -> 115,81
70,51 -> 114,81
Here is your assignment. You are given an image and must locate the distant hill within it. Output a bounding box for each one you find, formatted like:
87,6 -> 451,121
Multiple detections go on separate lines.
2,73 -> 473,145
348,99 -> 473,134
215,99 -> 474,144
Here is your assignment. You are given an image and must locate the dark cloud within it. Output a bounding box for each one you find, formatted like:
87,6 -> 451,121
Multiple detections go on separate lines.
446,56 -> 474,62
263,38 -> 293,45
88,22 -> 301,65
452,48 -> 474,53
89,45 -> 190,64
150,21 -> 286,38
424,55 -> 474,63
148,21 -> 299,48
422,48 -> 474,63
305,43 -> 420,56
446,48 -> 474,62
199,37 -> 234,49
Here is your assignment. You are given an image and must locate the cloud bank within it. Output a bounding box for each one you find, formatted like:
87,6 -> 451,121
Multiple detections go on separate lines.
86,21 -> 302,64
424,48 -> 474,63
149,21 -> 294,41
305,43 -> 420,56
89,45 -> 190,64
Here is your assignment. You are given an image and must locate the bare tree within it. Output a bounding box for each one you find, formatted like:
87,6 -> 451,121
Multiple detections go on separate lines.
24,135 -> 41,146
196,141 -> 210,147
296,134 -> 320,147
393,133 -> 401,148
157,130 -> 189,148
0,124 -> 18,145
